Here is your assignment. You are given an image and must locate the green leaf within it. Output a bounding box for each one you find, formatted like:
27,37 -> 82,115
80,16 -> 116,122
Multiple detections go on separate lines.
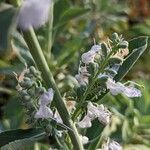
0,128 -> 46,148
53,0 -> 70,25
60,7 -> 90,23
0,3 -> 17,53
114,36 -> 148,81
1,138 -> 35,150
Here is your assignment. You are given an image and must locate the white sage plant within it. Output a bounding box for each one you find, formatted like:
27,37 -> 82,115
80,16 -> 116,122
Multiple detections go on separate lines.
1,0 -> 148,149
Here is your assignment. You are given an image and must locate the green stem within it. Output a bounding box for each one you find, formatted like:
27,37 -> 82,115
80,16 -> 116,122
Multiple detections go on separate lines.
10,0 -> 21,7
23,27 -> 83,150
72,51 -> 114,121
47,1 -> 54,57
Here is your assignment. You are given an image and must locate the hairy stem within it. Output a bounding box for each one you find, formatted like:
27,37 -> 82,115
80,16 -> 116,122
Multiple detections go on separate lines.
23,27 -> 83,150
47,1 -> 54,57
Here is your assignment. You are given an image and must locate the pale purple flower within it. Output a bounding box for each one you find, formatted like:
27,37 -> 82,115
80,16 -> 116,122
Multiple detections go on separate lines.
78,102 -> 111,128
75,65 -> 90,86
39,88 -> 54,106
81,51 -> 96,64
106,78 -> 141,98
81,44 -> 101,64
97,104 -> 111,125
77,115 -> 92,128
35,105 -> 53,119
18,0 -> 51,30
102,139 -> 122,150
35,88 -> 54,119
87,102 -> 99,119
108,140 -> 122,150
75,74 -> 89,86
90,44 -> 101,53
79,134 -> 89,145
54,111 -> 63,123
79,66 -> 90,76
123,86 -> 142,98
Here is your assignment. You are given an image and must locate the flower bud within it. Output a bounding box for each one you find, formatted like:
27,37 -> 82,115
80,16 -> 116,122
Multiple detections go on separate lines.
29,66 -> 37,75
101,42 -> 110,57
105,68 -> 117,77
19,90 -> 28,97
118,41 -> 129,49
110,33 -> 120,43
23,95 -> 31,101
27,89 -> 35,97
109,57 -> 123,65
88,62 -> 98,76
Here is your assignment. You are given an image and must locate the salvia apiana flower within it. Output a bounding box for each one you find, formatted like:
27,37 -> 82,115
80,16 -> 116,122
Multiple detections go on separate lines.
106,78 -> 141,98
34,105 -> 53,119
75,66 -> 90,86
97,104 -> 111,125
77,102 -> 111,128
101,138 -> 122,150
81,44 -> 101,64
75,44 -> 101,85
77,115 -> 92,128
39,88 -> 54,106
35,88 -> 54,119
54,111 -> 63,123
18,0 -> 51,30
79,134 -> 89,145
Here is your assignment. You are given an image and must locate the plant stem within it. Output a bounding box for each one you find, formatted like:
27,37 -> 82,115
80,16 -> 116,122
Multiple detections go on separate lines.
23,27 -> 84,150
72,51 -> 114,121
47,1 -> 54,57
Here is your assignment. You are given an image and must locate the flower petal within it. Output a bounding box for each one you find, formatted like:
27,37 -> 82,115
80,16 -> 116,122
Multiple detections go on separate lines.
79,134 -> 89,145
34,105 -> 53,119
77,115 -> 92,128
123,86 -> 142,98
39,88 -> 54,105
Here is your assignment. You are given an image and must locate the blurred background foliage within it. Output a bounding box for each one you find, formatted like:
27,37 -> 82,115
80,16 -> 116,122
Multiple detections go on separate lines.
0,0 -> 150,149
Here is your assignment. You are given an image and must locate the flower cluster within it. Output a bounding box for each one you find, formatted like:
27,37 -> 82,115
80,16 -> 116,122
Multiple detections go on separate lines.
77,102 -> 111,128
16,66 -> 63,125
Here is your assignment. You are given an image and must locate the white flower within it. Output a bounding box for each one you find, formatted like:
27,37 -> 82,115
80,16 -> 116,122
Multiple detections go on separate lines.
54,111 -> 63,123
87,102 -> 99,119
81,44 -> 101,64
108,140 -> 122,150
75,74 -> 89,86
106,78 -> 124,95
106,78 -> 141,98
77,115 -> 92,128
35,88 -> 54,119
101,139 -> 122,150
90,44 -> 101,53
79,66 -> 90,76
78,102 -> 111,128
18,0 -> 51,30
87,102 -> 111,125
79,134 -> 89,145
75,65 -> 90,86
39,88 -> 54,106
97,104 -> 111,125
81,51 -> 95,64
35,105 -> 53,119
123,86 -> 141,98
